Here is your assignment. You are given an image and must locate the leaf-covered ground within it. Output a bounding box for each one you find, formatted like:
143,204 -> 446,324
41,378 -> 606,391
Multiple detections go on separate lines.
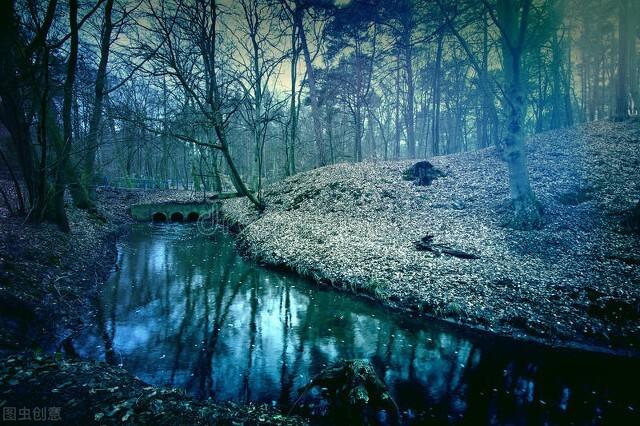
0,353 -> 305,425
223,119 -> 640,354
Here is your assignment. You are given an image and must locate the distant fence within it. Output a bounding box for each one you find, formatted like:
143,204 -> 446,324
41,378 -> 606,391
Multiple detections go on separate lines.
0,174 -> 192,191
94,176 -> 193,191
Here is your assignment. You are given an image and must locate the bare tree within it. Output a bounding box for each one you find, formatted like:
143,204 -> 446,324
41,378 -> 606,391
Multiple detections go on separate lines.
145,0 -> 262,208
234,0 -> 286,199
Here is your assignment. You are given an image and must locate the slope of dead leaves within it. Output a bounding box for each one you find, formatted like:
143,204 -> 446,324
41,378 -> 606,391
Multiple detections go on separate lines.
223,119 -> 640,354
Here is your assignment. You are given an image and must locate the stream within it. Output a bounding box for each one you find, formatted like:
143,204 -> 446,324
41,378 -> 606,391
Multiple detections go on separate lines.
72,224 -> 639,424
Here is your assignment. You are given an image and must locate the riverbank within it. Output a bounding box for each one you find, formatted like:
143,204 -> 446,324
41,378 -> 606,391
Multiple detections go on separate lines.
0,353 -> 304,425
0,187 -> 198,350
0,188 -> 305,424
1,120 -> 638,422
222,119 -> 640,355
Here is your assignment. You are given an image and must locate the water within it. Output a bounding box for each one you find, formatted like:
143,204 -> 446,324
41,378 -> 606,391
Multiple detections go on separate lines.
73,224 -> 639,424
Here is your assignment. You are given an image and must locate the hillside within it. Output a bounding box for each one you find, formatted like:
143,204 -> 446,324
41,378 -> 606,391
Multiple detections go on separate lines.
223,120 -> 640,354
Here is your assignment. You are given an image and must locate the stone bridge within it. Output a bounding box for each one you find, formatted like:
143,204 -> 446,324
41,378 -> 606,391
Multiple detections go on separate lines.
130,201 -> 215,222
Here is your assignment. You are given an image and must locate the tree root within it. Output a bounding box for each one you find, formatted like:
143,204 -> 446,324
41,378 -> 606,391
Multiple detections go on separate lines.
292,359 -> 399,423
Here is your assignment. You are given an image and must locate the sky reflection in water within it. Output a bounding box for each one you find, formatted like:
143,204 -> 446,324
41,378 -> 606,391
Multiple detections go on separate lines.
74,224 -> 639,424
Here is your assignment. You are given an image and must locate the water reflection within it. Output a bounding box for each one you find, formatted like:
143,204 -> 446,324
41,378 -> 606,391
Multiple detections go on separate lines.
74,224 -> 639,424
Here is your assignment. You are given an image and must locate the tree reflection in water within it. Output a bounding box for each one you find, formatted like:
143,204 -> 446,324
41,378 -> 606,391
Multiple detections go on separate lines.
73,224 -> 639,424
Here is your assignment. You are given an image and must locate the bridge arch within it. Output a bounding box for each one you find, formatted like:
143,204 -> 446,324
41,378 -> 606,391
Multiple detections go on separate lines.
152,212 -> 167,222
131,202 -> 215,222
170,212 -> 184,222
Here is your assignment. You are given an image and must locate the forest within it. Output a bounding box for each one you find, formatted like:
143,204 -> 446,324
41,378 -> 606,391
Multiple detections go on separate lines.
1,0 -> 638,227
0,0 -> 639,425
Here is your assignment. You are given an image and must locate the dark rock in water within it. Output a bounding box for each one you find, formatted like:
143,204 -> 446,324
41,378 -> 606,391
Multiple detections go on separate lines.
403,161 -> 445,186
294,359 -> 399,423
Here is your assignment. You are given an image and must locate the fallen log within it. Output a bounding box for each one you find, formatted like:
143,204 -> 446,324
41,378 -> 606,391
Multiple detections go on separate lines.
207,192 -> 244,200
415,234 -> 479,259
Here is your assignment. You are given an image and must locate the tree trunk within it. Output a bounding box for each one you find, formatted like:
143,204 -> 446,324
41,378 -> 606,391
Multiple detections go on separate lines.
614,0 -> 630,121
629,2 -> 639,116
354,106 -> 363,162
33,48 -> 57,223
478,11 -> 490,148
394,61 -> 401,159
287,8 -> 300,176
432,33 -> 444,156
0,0 -> 41,213
403,31 -> 416,159
218,137 -> 262,209
497,0 -> 542,229
46,100 -> 93,210
0,99 -> 36,210
562,20 -> 575,126
0,147 -> 25,213
83,0 -> 114,200
550,32 -> 564,129
52,0 -> 80,232
297,8 -> 325,167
